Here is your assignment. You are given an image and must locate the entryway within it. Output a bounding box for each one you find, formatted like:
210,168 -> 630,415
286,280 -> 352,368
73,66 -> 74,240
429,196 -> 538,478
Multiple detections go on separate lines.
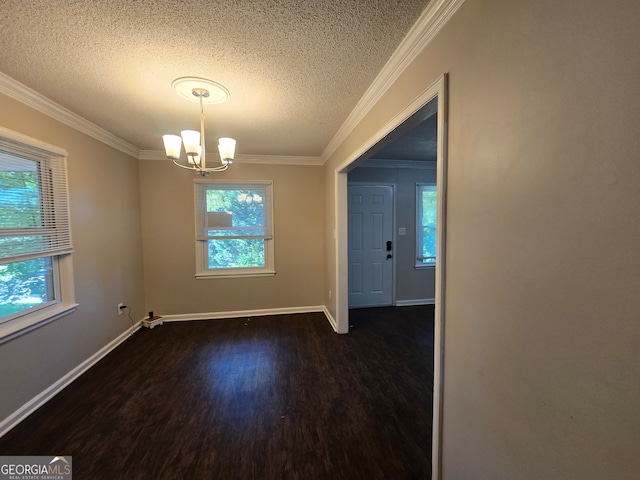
334,73 -> 448,479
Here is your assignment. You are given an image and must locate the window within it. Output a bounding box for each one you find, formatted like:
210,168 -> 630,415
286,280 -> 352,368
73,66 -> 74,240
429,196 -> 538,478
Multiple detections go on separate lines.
416,183 -> 437,267
194,180 -> 274,278
0,127 -> 76,341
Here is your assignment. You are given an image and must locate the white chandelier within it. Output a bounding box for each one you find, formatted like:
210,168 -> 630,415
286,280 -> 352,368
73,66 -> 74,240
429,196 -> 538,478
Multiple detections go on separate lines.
163,77 -> 236,176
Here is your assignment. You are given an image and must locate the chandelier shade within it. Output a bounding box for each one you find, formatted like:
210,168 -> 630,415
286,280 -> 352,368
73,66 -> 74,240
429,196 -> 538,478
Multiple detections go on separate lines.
163,77 -> 236,176
218,137 -> 236,164
162,134 -> 182,160
180,130 -> 201,157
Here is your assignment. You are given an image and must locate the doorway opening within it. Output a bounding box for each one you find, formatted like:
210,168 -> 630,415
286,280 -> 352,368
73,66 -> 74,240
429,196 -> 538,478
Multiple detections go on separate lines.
347,97 -> 439,309
334,73 -> 447,479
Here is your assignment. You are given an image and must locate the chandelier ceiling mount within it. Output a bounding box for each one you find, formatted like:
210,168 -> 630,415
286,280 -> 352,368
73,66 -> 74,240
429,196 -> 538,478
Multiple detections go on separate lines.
163,76 -> 235,176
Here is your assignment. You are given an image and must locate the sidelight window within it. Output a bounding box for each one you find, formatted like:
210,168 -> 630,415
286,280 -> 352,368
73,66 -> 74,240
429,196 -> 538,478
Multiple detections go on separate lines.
416,183 -> 437,267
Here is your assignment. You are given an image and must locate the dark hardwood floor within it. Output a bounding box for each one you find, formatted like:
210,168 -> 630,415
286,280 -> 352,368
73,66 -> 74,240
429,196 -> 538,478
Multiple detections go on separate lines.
0,306 -> 434,479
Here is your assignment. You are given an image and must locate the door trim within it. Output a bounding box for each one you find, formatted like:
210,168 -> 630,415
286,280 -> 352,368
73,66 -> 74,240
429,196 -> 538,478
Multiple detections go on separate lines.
334,73 -> 448,480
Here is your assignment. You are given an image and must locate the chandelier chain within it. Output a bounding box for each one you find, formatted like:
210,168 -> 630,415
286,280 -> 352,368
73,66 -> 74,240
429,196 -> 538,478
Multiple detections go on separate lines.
199,91 -> 206,170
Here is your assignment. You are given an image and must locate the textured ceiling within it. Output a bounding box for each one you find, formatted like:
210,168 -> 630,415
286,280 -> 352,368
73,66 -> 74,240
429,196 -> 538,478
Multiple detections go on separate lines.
0,0 -> 430,157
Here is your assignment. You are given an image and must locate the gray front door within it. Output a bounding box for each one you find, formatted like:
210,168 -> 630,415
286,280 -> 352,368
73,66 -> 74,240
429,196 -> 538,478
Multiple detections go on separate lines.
348,185 -> 394,308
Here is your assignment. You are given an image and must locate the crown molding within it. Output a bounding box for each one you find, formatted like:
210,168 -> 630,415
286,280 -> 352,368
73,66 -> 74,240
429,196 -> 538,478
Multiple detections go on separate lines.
359,159 -> 437,169
321,0 -> 465,163
0,72 -> 140,159
139,150 -> 323,166
234,154 -> 323,166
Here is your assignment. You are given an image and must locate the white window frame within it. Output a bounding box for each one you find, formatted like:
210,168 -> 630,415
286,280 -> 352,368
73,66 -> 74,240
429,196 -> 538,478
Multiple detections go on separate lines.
0,126 -> 77,343
416,183 -> 437,269
194,179 -> 275,279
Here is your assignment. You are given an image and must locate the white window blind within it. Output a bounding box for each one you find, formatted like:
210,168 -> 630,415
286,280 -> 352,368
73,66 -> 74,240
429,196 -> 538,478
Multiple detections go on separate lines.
0,144 -> 73,265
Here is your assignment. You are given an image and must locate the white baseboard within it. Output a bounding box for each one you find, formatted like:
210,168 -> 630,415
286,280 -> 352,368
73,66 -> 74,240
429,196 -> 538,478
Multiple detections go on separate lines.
159,305 -> 326,323
395,298 -> 435,306
323,306 -> 339,333
0,321 -> 141,438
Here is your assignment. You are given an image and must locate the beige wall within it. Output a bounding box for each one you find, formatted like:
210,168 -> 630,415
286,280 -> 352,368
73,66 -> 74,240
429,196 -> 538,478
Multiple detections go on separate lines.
139,160 -> 324,314
325,0 -> 640,478
0,94 -> 145,421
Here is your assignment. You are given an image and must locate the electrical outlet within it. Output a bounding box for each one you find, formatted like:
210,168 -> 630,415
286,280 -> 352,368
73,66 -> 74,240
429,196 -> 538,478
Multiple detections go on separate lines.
117,303 -> 125,315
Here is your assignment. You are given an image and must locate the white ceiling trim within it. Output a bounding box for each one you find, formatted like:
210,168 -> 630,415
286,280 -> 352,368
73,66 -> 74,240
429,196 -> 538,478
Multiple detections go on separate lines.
321,0 -> 465,164
139,150 -> 322,166
234,154 -> 323,166
0,72 -> 140,159
359,159 -> 437,169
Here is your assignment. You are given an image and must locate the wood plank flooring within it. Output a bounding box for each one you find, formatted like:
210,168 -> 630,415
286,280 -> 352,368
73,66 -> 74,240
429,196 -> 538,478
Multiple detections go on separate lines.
0,306 -> 434,479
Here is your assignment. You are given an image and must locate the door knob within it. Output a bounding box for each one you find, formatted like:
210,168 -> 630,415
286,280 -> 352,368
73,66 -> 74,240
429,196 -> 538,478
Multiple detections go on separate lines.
386,254 -> 393,259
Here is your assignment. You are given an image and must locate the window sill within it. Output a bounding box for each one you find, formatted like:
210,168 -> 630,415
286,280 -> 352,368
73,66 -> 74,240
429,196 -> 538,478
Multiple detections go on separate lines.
415,264 -> 437,270
0,303 -> 78,345
195,270 -> 276,280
